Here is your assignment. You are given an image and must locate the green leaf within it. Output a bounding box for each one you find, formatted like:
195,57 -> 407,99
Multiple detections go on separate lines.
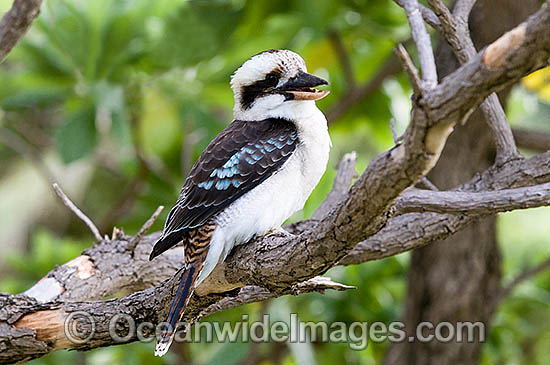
56,105 -> 97,163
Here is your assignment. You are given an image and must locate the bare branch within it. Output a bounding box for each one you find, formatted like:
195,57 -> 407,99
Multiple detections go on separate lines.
480,94 -> 521,163
0,274 -> 354,363
312,152 -> 357,220
427,0 -> 456,32
395,0 -> 442,32
291,276 -> 355,295
197,286 -> 272,319
394,43 -> 422,95
127,205 -> 164,251
389,118 -> 404,145
52,183 -> 103,242
395,183 -> 550,215
311,152 -> 357,220
4,147 -> 550,362
397,0 -> 439,87
0,0 -> 42,62
428,0 -> 473,63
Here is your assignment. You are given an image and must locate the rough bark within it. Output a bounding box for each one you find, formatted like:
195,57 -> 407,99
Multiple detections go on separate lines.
384,1 -> 541,364
0,0 -> 42,62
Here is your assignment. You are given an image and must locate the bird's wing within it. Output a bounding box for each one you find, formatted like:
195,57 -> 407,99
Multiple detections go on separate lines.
149,118 -> 299,260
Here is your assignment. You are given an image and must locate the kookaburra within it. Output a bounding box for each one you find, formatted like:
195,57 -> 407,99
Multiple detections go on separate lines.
150,49 -> 331,356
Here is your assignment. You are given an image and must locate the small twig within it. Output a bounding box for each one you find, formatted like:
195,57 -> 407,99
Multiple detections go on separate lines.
390,118 -> 398,144
291,276 -> 355,295
427,0 -> 456,31
395,0 -> 442,32
128,205 -> 164,251
494,258 -> 550,307
312,152 -> 358,220
397,0 -> 438,88
480,94 -> 522,164
0,0 -> 43,62
389,118 -> 404,144
394,43 -> 422,95
52,183 -> 103,242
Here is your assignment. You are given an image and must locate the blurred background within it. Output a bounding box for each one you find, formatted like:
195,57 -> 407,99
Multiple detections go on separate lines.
0,0 -> 548,364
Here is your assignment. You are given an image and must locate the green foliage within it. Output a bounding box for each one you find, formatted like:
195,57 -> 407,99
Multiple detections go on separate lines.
56,103 -> 97,163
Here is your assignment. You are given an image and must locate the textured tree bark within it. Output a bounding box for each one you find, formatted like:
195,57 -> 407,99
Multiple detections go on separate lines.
385,1 -> 540,364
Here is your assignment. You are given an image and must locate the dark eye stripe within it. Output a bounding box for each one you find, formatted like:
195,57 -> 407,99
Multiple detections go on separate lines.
240,69 -> 283,110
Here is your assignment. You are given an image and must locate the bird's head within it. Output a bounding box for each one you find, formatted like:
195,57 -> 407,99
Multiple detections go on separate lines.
231,49 -> 329,121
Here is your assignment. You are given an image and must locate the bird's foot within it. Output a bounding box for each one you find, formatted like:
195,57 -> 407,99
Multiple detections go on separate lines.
266,226 -> 294,237
251,227 -> 294,242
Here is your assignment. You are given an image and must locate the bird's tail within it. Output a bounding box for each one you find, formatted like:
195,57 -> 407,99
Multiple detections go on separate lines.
154,250 -> 208,357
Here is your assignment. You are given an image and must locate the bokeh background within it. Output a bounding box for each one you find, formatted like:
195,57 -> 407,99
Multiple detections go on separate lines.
0,0 -> 548,364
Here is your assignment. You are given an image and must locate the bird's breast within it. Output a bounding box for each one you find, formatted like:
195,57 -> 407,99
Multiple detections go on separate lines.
213,111 -> 330,252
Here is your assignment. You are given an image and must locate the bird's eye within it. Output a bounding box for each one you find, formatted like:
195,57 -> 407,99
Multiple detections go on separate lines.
265,73 -> 279,86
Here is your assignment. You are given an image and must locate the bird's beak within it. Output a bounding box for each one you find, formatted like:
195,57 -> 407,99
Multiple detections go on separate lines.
278,70 -> 330,101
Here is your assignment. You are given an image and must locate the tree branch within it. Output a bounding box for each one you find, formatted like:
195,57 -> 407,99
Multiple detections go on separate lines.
311,152 -> 357,220
52,183 -> 103,242
340,150 -> 550,265
396,183 -> 550,215
394,43 -> 422,95
0,0 -> 42,62
395,0 -> 442,32
3,150 -> 550,362
127,206 -> 164,252
399,0 -> 438,88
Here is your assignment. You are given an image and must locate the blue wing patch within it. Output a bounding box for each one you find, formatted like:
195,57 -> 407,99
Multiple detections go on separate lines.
152,118 -> 299,259
196,133 -> 297,191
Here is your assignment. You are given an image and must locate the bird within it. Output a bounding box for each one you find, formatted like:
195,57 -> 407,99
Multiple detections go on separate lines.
149,49 -> 331,356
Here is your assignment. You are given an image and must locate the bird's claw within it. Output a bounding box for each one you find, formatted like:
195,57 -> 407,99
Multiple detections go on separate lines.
266,226 -> 293,237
